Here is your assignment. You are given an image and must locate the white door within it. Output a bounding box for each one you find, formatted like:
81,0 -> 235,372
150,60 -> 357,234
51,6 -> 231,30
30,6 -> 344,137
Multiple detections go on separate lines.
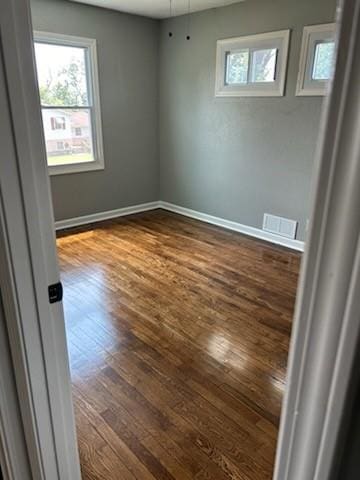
0,0 -> 81,478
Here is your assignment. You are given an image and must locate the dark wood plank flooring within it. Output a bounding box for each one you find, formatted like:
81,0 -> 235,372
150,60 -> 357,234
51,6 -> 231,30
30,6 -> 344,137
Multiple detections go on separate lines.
57,209 -> 301,480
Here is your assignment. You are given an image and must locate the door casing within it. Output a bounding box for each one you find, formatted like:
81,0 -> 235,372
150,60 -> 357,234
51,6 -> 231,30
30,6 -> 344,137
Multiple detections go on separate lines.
0,0 -> 81,478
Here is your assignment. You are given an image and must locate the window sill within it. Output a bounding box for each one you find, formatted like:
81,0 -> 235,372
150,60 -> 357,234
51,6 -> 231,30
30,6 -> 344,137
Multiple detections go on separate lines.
295,86 -> 328,96
215,88 -> 284,97
48,159 -> 104,176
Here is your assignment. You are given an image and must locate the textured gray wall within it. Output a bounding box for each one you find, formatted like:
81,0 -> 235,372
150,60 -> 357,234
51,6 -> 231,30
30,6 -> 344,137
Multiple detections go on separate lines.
159,0 -> 336,240
30,0 -> 160,221
31,0 -> 336,235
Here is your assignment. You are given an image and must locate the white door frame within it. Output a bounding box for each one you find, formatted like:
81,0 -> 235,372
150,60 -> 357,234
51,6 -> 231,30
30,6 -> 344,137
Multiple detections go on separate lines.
0,0 -> 359,479
0,293 -> 32,480
0,0 -> 81,478
274,0 -> 360,478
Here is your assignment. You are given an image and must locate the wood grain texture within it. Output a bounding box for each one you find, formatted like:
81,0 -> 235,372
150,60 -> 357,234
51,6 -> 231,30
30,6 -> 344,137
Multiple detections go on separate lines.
57,209 -> 301,480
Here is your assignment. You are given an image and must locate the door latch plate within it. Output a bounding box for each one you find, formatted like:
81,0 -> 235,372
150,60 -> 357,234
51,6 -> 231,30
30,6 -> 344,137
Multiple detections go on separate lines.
48,282 -> 63,304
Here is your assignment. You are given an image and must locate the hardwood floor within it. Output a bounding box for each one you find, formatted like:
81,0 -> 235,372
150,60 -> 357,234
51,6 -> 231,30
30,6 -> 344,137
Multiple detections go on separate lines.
57,209 -> 301,480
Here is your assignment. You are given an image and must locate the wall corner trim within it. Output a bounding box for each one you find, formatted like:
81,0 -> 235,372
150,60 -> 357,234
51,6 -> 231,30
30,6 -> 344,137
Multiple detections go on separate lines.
159,201 -> 305,252
55,200 -> 305,251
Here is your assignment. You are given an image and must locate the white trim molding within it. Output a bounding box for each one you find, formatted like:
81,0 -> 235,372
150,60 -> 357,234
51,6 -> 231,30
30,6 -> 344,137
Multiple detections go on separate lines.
0,295 -> 32,480
159,202 -> 304,251
55,201 -> 160,230
54,200 -> 305,251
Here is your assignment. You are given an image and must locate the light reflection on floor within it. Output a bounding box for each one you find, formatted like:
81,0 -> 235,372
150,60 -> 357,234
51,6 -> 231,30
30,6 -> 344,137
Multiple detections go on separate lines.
207,331 -> 248,370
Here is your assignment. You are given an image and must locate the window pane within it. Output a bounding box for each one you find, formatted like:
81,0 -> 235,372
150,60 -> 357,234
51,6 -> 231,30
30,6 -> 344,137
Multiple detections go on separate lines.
225,50 -> 249,85
35,42 -> 89,107
312,41 -> 335,80
41,109 -> 94,166
250,48 -> 277,82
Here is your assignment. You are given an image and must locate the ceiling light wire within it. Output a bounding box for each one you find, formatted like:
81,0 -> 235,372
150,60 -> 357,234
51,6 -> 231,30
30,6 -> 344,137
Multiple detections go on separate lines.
168,0 -> 173,37
186,0 -> 191,40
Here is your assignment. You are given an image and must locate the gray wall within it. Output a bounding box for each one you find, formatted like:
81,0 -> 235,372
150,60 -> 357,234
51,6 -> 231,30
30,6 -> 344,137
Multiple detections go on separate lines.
30,0 -> 160,221
159,0 -> 336,240
31,0 -> 336,236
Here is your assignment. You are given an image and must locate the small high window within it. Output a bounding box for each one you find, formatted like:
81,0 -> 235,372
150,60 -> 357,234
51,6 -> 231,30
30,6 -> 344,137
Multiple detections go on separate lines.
296,24 -> 336,96
215,30 -> 290,97
34,32 -> 104,175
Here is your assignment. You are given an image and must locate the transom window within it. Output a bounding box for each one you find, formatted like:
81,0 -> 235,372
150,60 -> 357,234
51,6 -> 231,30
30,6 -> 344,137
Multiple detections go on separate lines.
34,32 -> 104,175
215,30 -> 290,97
225,47 -> 277,85
296,24 -> 336,96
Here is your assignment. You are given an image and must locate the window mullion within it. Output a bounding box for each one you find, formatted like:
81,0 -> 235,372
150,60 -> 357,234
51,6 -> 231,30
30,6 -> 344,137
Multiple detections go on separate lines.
248,48 -> 254,84
88,104 -> 97,161
84,48 -> 94,108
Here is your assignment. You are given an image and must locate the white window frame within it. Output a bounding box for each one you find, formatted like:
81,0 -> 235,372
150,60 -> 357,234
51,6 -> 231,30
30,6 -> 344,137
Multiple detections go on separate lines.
296,23 -> 336,97
215,30 -> 290,97
34,31 -> 104,175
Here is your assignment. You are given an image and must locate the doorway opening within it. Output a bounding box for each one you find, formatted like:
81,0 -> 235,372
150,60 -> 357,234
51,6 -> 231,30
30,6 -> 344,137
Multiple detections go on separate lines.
1,0 -> 345,477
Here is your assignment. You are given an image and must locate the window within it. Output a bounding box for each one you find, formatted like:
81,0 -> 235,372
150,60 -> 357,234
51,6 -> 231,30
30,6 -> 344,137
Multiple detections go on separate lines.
215,30 -> 290,97
34,32 -> 104,175
51,117 -> 66,130
312,41 -> 335,80
296,23 -> 336,96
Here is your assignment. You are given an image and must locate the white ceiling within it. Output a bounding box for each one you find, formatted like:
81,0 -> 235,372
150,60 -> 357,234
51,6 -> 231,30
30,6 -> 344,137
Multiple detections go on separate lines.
71,0 -> 244,19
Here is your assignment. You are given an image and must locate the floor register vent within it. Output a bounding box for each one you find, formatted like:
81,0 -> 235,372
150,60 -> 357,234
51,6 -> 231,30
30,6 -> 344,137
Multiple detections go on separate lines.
263,213 -> 298,240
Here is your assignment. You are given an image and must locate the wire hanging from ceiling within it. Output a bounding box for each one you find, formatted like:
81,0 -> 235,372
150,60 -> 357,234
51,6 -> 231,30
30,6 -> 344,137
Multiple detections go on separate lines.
186,0 -> 191,40
168,0 -> 192,41
168,0 -> 173,37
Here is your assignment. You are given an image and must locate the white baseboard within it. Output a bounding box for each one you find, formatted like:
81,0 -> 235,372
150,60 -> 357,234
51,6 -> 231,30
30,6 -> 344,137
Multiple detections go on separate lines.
55,201 -> 160,230
55,200 -> 305,252
159,201 -> 305,252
